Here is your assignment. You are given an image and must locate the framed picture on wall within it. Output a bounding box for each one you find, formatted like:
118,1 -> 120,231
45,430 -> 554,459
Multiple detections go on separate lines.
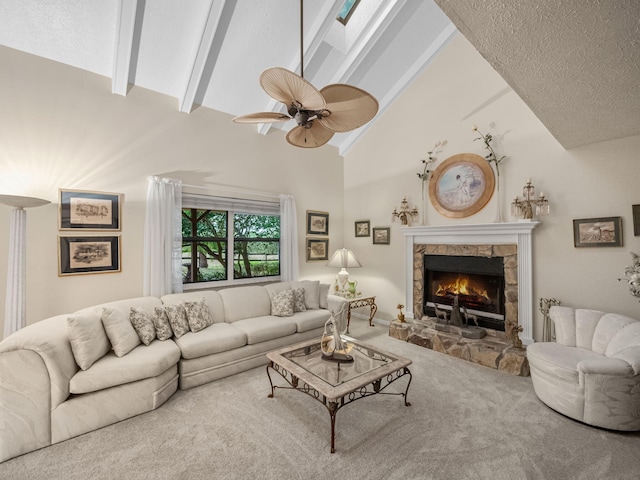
633,205 -> 640,236
372,227 -> 390,245
59,189 -> 122,230
306,238 -> 329,262
355,220 -> 370,237
428,153 -> 495,218
58,235 -> 121,275
306,210 -> 329,235
573,216 -> 623,247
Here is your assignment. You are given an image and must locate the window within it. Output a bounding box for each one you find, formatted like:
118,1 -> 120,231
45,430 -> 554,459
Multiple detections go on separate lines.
181,194 -> 280,286
336,0 -> 361,25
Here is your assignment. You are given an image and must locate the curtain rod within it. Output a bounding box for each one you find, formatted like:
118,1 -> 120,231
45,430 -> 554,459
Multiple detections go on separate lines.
180,182 -> 282,200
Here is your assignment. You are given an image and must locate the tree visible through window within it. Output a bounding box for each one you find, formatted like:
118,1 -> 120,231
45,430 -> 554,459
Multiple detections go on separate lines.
182,208 -> 280,284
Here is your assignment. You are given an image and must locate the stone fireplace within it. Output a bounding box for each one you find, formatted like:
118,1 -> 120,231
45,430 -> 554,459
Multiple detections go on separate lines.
392,223 -> 539,376
402,222 -> 539,344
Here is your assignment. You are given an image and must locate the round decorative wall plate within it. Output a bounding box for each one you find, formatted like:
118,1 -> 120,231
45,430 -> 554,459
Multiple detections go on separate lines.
428,153 -> 495,218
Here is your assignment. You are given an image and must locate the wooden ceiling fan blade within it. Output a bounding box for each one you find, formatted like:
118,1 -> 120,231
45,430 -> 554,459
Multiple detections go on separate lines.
260,67 -> 326,111
317,84 -> 379,133
286,123 -> 334,148
232,112 -> 291,124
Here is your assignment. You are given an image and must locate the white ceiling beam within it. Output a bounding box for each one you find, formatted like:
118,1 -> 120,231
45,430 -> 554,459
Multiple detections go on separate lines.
112,0 -> 139,96
178,0 -> 226,114
329,0 -> 407,84
339,23 -> 458,156
257,0 -> 344,136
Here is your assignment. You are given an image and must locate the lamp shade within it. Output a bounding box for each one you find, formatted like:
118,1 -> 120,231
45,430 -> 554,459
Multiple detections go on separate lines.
327,248 -> 362,269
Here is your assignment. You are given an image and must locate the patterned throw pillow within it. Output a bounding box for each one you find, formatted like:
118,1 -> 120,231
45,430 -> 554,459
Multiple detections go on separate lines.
153,306 -> 174,341
182,298 -> 214,333
164,304 -> 190,338
129,307 -> 157,346
293,287 -> 307,313
271,289 -> 294,317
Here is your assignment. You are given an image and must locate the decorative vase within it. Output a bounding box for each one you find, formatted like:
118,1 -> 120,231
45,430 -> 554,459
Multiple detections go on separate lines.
347,280 -> 358,295
493,168 -> 504,223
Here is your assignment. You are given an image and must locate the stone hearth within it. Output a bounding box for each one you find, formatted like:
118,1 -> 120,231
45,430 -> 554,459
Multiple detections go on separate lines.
389,317 -> 529,376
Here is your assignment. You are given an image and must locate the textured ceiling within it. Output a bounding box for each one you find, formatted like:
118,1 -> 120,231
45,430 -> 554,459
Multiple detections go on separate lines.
0,0 -> 638,153
435,0 -> 640,149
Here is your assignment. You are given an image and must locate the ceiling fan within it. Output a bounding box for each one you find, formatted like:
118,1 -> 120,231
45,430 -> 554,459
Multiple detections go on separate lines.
232,0 -> 379,148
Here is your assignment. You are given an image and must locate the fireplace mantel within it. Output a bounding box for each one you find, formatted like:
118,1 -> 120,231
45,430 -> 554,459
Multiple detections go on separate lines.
402,222 -> 540,345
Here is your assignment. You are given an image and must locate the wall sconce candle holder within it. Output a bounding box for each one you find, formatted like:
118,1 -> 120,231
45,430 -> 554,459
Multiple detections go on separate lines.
392,197 -> 418,226
511,179 -> 550,220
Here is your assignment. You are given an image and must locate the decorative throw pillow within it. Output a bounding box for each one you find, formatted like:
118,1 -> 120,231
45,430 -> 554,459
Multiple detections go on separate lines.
102,306 -> 141,357
153,306 -> 174,341
67,309 -> 111,370
293,287 -> 307,313
164,304 -> 190,338
182,298 -> 214,333
130,307 -> 157,346
270,289 -> 294,317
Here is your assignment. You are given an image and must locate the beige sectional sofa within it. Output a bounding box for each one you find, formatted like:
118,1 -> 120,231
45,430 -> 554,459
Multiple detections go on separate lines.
527,306 -> 640,431
0,280 -> 345,463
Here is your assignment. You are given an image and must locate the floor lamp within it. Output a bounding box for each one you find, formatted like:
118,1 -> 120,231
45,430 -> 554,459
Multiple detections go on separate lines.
0,194 -> 50,339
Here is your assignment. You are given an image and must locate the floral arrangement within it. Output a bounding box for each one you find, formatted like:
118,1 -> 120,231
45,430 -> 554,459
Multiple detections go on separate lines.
619,252 -> 640,301
416,140 -> 447,200
472,125 -> 506,179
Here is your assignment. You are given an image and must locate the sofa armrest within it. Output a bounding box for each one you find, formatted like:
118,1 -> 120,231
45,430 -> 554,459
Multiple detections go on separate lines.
611,346 -> 640,375
327,294 -> 349,326
578,356 -> 634,376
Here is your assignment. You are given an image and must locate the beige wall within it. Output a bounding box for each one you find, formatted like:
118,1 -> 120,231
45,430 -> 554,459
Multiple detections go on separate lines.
0,46 -> 345,334
343,34 -> 640,339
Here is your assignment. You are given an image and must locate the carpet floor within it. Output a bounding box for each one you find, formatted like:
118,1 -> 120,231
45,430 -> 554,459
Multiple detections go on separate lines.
1,320 -> 639,480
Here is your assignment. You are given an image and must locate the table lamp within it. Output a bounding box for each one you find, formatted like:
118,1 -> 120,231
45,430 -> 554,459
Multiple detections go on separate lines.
327,248 -> 361,292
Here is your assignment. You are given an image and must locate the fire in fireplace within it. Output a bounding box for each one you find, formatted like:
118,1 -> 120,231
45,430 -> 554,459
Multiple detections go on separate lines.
423,254 -> 505,331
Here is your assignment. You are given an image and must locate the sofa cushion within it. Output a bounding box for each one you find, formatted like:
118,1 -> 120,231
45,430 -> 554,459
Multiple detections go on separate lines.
232,316 -> 297,344
183,297 -> 214,332
102,306 -> 141,357
319,283 -> 330,309
163,304 -> 190,338
69,340 -> 181,394
219,286 -> 271,322
174,323 -> 248,359
605,321 -> 640,357
592,313 -> 638,355
129,307 -> 157,346
526,342 -> 604,384
270,289 -> 294,317
293,280 -> 320,309
153,306 -> 174,341
290,309 -> 331,333
67,309 -> 112,370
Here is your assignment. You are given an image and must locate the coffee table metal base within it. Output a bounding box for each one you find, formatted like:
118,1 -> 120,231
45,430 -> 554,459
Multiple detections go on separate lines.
266,361 -> 412,453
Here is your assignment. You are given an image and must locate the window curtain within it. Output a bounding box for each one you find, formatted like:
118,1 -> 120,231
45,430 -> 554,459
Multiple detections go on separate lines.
3,208 -> 26,339
279,194 -> 299,282
143,177 -> 183,297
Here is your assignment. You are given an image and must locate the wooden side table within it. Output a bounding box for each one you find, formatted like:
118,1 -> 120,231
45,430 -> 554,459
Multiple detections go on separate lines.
344,296 -> 377,333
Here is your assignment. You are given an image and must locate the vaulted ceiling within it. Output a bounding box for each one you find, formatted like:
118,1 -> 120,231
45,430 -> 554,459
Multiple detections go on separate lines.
1,0 -> 638,155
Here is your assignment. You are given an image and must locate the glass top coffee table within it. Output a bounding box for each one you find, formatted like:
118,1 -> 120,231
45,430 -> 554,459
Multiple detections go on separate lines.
266,336 -> 412,453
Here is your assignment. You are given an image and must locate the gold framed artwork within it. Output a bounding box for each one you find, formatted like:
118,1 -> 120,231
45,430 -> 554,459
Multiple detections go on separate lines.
58,235 -> 121,276
59,189 -> 122,231
306,237 -> 329,261
306,210 -> 329,235
428,153 -> 495,218
573,217 -> 623,247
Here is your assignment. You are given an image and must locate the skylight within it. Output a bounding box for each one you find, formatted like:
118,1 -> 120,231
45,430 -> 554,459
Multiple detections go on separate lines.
336,0 -> 361,25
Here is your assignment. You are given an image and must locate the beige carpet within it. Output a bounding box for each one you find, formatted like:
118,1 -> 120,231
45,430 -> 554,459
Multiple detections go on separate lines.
1,320 -> 639,480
